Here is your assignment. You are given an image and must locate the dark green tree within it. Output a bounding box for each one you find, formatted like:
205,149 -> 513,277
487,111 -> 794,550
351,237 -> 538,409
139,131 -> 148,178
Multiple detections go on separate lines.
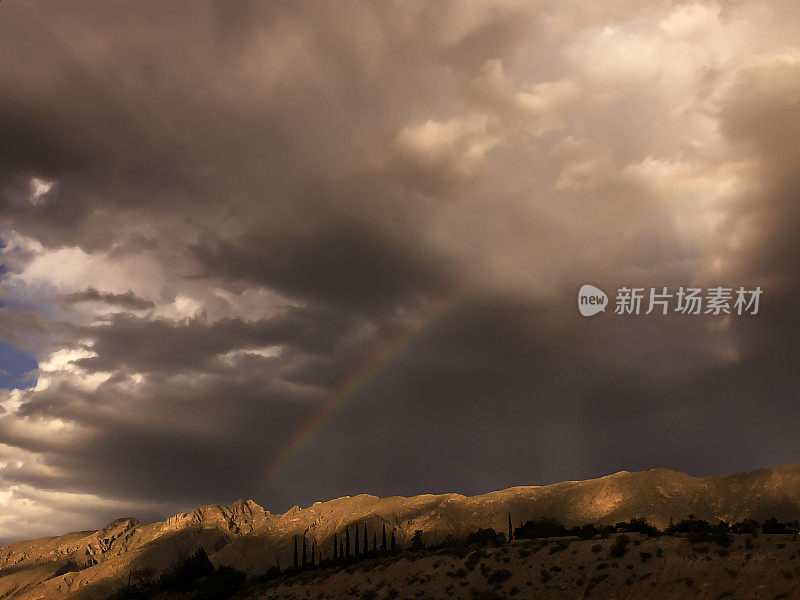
409,529 -> 425,551
390,530 -> 396,551
731,519 -> 759,534
339,540 -> 343,559
762,517 -> 792,534
333,533 -> 338,559
467,527 -> 506,547
508,512 -> 513,542
311,540 -> 315,566
155,548 -> 213,592
382,524 -> 387,552
302,536 -> 307,567
363,523 -> 368,555
354,524 -> 359,556
373,532 -> 377,553
514,517 -> 566,540
293,536 -> 298,569
345,527 -> 351,558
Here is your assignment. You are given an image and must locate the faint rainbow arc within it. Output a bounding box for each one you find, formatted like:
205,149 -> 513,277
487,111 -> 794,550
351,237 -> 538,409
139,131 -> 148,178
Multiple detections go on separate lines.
258,291 -> 466,492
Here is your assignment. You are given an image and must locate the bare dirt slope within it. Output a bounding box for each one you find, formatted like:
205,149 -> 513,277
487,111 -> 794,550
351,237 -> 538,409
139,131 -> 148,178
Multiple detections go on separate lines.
2,466 -> 800,599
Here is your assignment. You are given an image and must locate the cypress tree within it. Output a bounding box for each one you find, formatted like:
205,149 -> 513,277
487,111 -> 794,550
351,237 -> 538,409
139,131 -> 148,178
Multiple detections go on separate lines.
293,536 -> 298,569
339,540 -> 344,559
382,524 -> 387,552
390,530 -> 396,551
508,512 -> 513,542
333,533 -> 338,560
354,524 -> 359,556
363,523 -> 368,555
311,540 -> 316,566
373,532 -> 377,553
302,535 -> 307,567
345,527 -> 350,558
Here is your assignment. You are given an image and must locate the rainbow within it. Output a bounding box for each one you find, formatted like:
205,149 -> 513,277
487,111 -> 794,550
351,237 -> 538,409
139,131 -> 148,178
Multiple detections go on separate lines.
257,290 -> 467,492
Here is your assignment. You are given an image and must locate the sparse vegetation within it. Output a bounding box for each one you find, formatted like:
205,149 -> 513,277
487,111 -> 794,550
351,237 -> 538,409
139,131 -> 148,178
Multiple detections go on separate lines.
97,511 -> 800,600
467,528 -> 506,547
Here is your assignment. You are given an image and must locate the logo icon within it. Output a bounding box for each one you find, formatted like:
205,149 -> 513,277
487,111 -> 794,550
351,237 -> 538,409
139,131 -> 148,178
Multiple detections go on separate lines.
578,284 -> 608,317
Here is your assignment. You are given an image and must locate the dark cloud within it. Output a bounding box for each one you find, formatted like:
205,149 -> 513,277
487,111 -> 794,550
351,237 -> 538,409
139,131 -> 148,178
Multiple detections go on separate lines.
61,289 -> 154,311
0,0 -> 799,543
192,217 -> 454,311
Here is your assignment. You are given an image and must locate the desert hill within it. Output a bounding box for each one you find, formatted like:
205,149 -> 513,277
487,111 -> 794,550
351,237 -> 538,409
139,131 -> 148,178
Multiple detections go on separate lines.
250,532 -> 800,600
2,465 -> 800,599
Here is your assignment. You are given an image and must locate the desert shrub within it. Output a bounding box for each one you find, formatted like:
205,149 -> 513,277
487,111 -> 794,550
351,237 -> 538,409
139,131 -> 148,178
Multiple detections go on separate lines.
467,528 -> 506,548
616,518 -> 660,537
514,518 -> 566,540
668,516 -> 729,538
486,569 -> 512,585
714,532 -> 734,547
571,523 -> 599,539
548,541 -> 569,555
762,518 -> 796,535
731,519 -> 759,535
446,568 -> 468,579
469,588 -> 504,600
610,535 -> 631,558
464,550 -> 484,571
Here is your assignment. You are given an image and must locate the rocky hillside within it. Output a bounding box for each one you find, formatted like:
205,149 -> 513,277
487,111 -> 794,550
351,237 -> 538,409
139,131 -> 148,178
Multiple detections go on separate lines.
248,532 -> 800,600
2,466 -> 800,599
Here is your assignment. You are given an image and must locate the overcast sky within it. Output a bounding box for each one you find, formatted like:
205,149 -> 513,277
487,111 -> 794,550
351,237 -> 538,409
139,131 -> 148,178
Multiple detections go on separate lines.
1,0 -> 800,544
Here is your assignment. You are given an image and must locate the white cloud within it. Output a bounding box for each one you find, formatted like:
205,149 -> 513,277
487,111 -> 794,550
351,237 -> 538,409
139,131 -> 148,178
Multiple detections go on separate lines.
395,113 -> 502,179
15,242 -> 165,301
28,177 -> 54,205
33,346 -> 112,392
0,479 -> 170,542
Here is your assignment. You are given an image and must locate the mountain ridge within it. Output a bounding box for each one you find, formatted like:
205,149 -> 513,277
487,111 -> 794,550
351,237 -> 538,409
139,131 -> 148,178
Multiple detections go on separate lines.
3,465 -> 800,599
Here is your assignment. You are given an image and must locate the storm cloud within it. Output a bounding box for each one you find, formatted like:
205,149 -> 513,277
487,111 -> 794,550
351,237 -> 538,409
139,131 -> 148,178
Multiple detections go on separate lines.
1,0 -> 800,543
